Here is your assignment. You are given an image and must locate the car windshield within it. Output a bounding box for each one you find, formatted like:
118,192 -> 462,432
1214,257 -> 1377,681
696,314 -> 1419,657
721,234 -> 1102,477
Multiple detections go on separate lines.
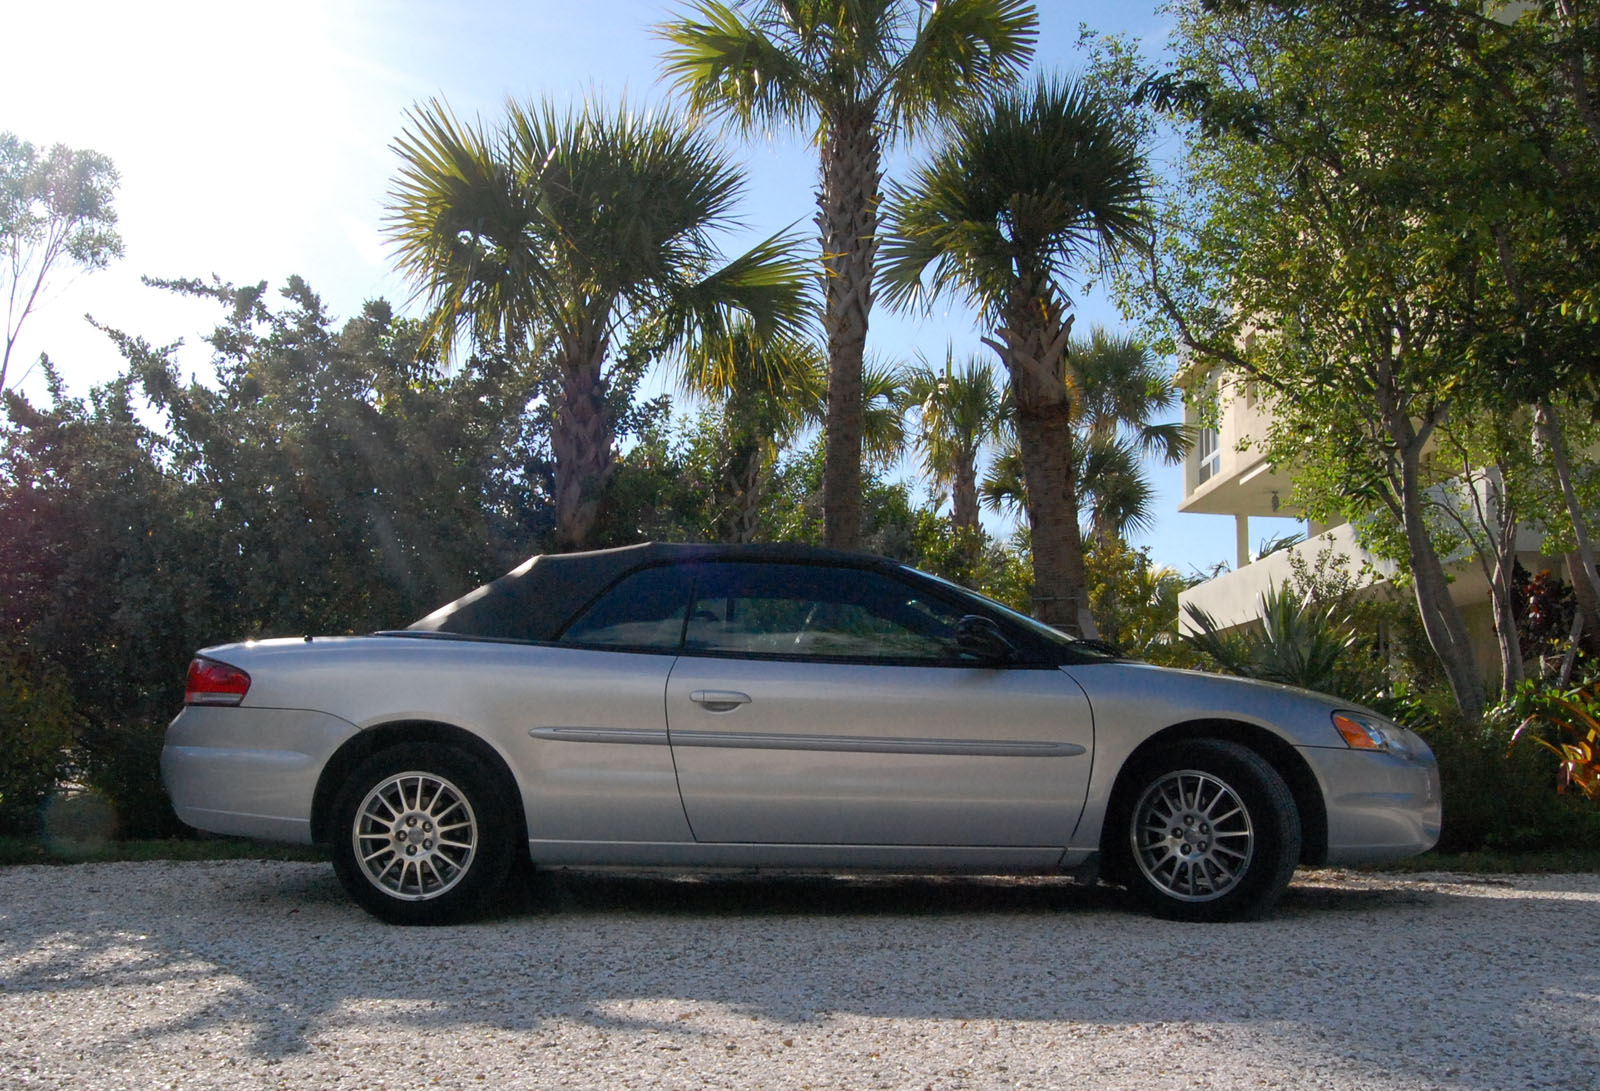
905,567 -> 1122,660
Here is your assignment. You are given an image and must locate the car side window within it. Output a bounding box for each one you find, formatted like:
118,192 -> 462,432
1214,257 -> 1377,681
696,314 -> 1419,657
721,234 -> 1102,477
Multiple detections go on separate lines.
557,565 -> 693,650
683,562 -> 964,661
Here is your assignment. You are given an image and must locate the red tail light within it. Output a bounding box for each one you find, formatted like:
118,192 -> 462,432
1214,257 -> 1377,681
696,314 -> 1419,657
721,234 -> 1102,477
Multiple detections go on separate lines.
185,657 -> 251,706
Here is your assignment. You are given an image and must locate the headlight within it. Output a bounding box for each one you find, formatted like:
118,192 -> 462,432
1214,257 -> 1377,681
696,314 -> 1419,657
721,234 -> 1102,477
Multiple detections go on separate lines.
1331,710 -> 1404,752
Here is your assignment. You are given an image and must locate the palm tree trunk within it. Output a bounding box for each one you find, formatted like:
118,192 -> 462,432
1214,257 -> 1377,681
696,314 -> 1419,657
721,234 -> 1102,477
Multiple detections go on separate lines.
951,456 -> 980,533
1014,401 -> 1098,637
818,111 -> 879,551
720,434 -> 766,544
989,282 -> 1098,638
550,343 -> 615,549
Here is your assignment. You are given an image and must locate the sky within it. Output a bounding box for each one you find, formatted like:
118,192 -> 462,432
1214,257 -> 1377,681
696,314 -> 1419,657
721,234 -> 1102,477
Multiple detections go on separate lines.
2,0 -> 1302,576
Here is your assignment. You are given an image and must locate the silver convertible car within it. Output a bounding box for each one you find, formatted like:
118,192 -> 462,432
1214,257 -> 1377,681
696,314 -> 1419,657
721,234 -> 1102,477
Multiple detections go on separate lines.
163,542 -> 1440,924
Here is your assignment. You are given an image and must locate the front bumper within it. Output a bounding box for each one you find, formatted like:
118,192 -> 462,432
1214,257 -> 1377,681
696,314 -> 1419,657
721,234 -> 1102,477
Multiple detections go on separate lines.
1301,741 -> 1442,863
161,706 -> 358,844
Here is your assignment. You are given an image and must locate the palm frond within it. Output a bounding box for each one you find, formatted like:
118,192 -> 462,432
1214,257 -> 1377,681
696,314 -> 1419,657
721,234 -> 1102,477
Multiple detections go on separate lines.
658,1 -> 819,132
861,355 -> 910,466
647,228 -> 813,352
980,438 -> 1026,518
880,74 -> 1153,318
675,318 -> 824,411
385,98 -> 547,357
889,0 -> 1037,138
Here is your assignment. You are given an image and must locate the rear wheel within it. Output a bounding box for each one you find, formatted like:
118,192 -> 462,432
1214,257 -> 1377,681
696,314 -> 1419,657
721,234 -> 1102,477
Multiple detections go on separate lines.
1112,739 -> 1300,922
330,743 -> 516,924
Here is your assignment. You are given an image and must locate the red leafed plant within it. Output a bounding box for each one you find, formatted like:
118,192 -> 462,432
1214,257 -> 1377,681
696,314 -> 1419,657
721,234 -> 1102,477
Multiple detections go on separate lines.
1509,686 -> 1600,800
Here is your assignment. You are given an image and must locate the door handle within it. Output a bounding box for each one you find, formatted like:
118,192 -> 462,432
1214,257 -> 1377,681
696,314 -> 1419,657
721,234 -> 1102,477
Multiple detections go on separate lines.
689,689 -> 752,712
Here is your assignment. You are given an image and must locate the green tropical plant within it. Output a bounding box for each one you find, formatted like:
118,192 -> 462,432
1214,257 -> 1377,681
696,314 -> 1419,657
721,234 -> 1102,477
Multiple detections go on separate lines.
659,0 -> 1038,550
385,97 -> 809,548
1182,582 -> 1373,699
905,350 -> 1007,532
882,75 -> 1153,636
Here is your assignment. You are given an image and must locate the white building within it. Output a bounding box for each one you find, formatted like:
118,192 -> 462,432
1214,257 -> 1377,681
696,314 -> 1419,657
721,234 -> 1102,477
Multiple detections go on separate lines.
1174,371 -> 1557,676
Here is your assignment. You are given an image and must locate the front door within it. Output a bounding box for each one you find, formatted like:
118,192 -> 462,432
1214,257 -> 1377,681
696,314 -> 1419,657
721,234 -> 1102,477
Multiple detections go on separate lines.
663,561 -> 1095,846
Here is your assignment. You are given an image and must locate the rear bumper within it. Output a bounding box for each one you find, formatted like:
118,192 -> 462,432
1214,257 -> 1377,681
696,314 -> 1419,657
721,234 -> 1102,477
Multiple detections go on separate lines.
161,706 -> 358,844
1301,741 -> 1442,863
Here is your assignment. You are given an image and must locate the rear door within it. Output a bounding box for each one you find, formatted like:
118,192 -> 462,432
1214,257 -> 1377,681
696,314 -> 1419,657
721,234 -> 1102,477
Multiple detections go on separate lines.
664,561 -> 1094,846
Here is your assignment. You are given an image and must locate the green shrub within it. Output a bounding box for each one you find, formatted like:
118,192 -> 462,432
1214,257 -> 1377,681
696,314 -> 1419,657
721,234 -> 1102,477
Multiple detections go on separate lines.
1403,686 -> 1600,853
0,648 -> 77,836
82,720 -> 185,840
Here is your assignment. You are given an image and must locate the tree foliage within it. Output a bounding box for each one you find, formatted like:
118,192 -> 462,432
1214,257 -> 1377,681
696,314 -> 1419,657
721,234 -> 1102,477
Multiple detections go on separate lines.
1112,1 -> 1600,714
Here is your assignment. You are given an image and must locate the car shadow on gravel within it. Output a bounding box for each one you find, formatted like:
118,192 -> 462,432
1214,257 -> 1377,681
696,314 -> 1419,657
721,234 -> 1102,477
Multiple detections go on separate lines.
492,866 -> 1463,920
497,868 -> 1129,918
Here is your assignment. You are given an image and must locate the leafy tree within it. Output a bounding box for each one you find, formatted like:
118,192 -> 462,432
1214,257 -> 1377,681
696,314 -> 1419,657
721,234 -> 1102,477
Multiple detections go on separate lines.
1083,538 -> 1196,664
1,133 -> 122,391
659,0 -> 1038,550
1193,1 -> 1600,635
904,350 -> 1007,532
386,97 -> 809,548
1126,3 -> 1505,714
2,364 -> 210,834
123,276 -> 527,630
1,277 -> 541,834
882,75 -> 1153,637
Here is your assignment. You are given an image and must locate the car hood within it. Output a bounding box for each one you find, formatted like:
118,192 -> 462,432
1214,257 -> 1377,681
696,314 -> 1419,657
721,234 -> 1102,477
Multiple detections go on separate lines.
1060,660 -> 1387,750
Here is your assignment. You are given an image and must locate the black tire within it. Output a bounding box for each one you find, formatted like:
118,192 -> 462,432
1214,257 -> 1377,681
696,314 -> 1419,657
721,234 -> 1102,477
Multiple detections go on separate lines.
329,742 -> 517,925
1109,739 -> 1301,923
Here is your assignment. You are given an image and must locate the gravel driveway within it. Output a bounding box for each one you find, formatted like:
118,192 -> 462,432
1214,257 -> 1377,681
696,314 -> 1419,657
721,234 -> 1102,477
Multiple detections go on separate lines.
1,861 -> 1595,1090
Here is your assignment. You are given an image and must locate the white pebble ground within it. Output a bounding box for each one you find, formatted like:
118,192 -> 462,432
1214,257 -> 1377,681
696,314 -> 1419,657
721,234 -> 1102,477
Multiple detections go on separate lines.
1,862 -> 1595,1090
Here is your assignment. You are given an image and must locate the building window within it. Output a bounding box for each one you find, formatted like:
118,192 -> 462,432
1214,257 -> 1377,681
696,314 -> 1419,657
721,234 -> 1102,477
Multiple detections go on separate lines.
1197,426 -> 1221,484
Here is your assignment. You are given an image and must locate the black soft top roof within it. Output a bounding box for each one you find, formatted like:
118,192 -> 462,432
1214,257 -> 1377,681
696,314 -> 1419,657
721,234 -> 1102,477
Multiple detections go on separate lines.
406,541 -> 899,643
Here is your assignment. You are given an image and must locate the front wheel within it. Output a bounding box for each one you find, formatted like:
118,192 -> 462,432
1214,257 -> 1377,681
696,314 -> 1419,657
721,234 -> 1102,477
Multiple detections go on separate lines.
330,743 -> 516,925
1111,739 -> 1301,922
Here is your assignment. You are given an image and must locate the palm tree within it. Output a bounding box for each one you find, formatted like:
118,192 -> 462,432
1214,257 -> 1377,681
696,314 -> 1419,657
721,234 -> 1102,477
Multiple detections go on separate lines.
980,431 -> 1156,544
881,76 -> 1152,637
676,321 -> 825,542
1070,327 -> 1187,546
659,0 -> 1038,551
905,350 -> 1007,532
385,97 -> 808,548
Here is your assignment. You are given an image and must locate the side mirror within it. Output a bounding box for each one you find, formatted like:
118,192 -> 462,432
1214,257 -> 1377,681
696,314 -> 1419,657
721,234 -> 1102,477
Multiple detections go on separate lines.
956,614 -> 1016,665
